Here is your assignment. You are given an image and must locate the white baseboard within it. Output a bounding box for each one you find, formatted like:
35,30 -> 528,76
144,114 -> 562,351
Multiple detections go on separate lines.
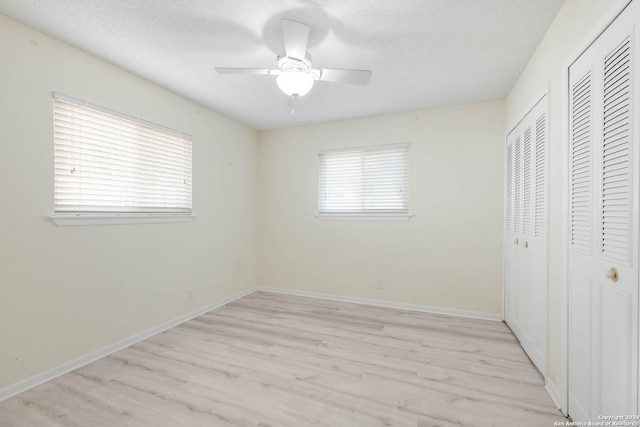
545,377 -> 568,416
257,286 -> 503,322
0,288 -> 253,403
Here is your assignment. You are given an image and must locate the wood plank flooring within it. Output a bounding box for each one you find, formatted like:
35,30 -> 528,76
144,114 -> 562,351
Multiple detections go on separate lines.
0,291 -> 568,426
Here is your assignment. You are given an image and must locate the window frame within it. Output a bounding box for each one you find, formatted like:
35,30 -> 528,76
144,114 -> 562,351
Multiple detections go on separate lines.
317,143 -> 411,221
50,93 -> 194,226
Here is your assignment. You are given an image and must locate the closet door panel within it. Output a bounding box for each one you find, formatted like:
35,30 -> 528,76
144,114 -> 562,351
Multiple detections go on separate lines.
595,23 -> 637,418
567,1 -> 639,419
568,55 -> 597,423
504,95 -> 548,376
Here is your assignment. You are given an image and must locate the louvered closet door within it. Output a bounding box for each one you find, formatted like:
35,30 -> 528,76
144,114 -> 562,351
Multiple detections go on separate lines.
526,103 -> 548,374
505,134 -> 522,339
504,96 -> 548,376
567,0 -> 639,420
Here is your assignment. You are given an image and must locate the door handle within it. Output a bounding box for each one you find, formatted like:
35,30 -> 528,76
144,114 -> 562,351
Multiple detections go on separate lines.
523,241 -> 528,249
606,267 -> 619,283
514,238 -> 519,245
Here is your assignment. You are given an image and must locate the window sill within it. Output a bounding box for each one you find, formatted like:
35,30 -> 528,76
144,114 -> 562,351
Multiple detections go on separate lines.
316,213 -> 412,221
49,213 -> 195,227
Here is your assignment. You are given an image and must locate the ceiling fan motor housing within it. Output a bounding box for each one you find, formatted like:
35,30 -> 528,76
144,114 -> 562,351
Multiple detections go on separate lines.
277,53 -> 313,73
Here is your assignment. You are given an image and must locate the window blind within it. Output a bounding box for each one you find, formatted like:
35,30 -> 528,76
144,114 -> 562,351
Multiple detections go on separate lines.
53,94 -> 192,214
318,143 -> 409,215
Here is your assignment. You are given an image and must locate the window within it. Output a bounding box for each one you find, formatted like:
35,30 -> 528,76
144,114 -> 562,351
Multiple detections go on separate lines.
52,93 -> 192,226
318,143 -> 410,220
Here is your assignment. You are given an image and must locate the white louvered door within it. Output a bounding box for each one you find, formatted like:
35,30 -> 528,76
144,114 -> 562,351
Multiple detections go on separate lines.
504,96 -> 548,376
568,0 -> 639,420
505,134 -> 522,339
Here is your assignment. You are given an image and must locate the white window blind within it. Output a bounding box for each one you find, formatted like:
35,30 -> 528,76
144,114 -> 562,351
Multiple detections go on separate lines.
53,93 -> 192,216
318,143 -> 409,217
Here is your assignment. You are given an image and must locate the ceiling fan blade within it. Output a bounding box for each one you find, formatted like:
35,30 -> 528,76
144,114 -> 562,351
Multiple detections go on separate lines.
318,69 -> 372,85
281,19 -> 309,60
215,67 -> 279,75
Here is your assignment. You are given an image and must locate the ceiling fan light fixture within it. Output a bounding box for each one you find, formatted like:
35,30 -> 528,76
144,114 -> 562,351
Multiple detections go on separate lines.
276,71 -> 314,97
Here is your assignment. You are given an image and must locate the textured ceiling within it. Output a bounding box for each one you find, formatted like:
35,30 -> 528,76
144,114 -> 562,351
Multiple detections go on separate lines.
0,0 -> 565,130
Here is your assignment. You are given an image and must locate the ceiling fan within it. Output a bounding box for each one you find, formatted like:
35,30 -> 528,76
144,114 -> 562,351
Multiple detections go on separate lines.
215,19 -> 372,99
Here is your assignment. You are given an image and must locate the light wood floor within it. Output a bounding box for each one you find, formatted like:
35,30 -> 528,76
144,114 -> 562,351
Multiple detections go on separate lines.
0,291 -> 568,426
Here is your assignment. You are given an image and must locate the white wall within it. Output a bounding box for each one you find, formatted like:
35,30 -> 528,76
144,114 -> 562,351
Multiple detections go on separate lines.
0,15 -> 258,389
505,0 -> 623,405
258,100 -> 505,316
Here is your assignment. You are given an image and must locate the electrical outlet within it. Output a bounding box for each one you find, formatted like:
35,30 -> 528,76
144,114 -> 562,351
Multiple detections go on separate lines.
375,280 -> 383,289
187,288 -> 194,300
